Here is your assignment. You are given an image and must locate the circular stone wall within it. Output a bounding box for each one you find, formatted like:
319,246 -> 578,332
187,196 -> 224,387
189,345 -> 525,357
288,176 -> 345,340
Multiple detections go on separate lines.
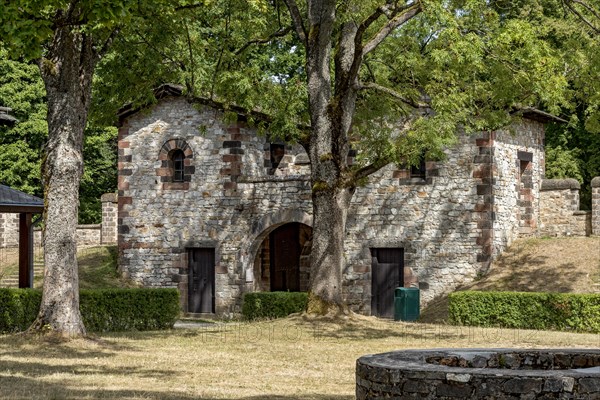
356,349 -> 600,399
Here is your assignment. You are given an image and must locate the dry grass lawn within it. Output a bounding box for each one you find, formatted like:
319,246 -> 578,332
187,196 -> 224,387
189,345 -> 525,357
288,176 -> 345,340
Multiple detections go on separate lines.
0,315 -> 598,399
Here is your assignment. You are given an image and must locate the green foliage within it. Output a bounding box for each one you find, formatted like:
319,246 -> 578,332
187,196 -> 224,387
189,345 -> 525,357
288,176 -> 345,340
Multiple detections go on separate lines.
545,118 -> 600,209
0,48 -> 47,197
80,127 -> 118,223
79,288 -> 180,332
544,146 -> 584,183
448,290 -> 600,333
0,288 -> 180,333
0,49 -> 117,221
0,289 -> 43,333
242,292 -> 308,320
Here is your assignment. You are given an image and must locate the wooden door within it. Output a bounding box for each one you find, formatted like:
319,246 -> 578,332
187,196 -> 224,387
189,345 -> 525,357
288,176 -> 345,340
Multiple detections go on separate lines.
371,248 -> 404,318
270,223 -> 300,291
188,248 -> 215,313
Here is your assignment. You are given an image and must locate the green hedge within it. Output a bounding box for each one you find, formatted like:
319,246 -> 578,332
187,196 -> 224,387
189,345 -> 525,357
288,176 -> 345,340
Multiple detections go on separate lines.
242,292 -> 308,320
448,290 -> 600,333
0,288 -> 180,333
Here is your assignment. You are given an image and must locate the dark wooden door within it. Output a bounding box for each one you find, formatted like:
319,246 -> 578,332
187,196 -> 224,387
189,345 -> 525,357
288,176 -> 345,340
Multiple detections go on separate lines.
270,223 -> 300,291
188,248 -> 215,313
371,248 -> 404,318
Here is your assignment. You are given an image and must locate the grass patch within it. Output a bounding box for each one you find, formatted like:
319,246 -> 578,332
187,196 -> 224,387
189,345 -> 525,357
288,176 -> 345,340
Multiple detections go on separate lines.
0,315 -> 597,399
1,246 -> 132,289
77,246 -> 133,289
420,236 -> 600,324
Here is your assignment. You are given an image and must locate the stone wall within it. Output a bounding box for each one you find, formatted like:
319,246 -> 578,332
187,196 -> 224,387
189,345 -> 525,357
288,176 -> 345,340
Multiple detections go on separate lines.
493,122 -> 545,253
357,349 -> 600,399
118,95 -> 549,316
0,195 -> 118,248
0,213 -> 19,248
593,177 -> 600,236
101,193 -> 118,244
539,179 -> 592,237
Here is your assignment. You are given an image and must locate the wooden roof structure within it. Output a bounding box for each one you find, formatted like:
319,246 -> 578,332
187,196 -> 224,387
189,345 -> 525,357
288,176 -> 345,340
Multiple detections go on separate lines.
0,185 -> 43,288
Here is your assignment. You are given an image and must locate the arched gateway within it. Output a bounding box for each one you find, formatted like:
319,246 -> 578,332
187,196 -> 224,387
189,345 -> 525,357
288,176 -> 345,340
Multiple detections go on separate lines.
250,220 -> 312,293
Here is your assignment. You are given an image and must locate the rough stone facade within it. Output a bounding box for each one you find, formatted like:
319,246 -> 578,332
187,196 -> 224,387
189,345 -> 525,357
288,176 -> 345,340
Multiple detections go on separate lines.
540,179 -> 592,237
593,177 -> 600,236
118,94 -> 557,316
356,349 -> 600,399
0,213 -> 19,248
101,193 -> 118,244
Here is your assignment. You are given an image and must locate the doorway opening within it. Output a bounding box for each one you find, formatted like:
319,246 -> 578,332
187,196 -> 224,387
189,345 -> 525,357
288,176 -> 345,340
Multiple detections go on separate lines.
253,222 -> 312,292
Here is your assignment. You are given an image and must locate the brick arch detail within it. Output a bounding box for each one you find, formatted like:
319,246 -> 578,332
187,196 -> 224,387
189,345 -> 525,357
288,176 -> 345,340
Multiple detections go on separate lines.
156,138 -> 195,190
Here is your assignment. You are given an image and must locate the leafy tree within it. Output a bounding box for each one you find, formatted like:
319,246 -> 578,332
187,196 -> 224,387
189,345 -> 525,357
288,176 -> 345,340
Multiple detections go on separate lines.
266,0 -> 568,313
94,0 -> 571,314
0,50 -> 117,222
80,127 -> 118,224
0,49 -> 47,196
0,0 -> 169,337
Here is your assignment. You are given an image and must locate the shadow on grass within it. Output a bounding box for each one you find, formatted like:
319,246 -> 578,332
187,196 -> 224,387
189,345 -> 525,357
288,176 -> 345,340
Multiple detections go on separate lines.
0,375 -> 353,399
0,334 -> 134,360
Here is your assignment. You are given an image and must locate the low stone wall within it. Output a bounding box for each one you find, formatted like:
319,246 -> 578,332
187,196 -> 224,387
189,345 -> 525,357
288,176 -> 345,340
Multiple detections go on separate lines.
539,179 -> 591,237
593,177 -> 600,236
0,193 -> 118,248
356,349 -> 600,399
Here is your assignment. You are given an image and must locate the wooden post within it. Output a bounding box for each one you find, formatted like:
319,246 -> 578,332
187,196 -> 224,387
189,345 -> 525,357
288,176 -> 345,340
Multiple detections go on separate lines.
18,212 -> 32,288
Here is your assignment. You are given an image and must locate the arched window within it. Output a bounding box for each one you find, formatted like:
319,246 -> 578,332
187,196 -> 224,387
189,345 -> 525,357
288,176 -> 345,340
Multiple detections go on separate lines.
171,149 -> 185,182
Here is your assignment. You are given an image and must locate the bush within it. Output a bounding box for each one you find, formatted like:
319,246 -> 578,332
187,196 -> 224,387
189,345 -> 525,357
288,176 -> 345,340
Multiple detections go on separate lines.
448,290 -> 600,333
0,288 -> 180,333
242,292 -> 308,320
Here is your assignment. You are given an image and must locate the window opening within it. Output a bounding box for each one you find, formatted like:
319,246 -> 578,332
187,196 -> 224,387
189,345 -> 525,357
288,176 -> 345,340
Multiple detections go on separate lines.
410,154 -> 426,179
172,149 -> 185,182
269,143 -> 285,175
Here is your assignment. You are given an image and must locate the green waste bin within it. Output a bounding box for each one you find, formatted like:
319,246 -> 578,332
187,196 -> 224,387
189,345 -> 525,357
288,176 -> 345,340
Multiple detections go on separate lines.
394,287 -> 420,321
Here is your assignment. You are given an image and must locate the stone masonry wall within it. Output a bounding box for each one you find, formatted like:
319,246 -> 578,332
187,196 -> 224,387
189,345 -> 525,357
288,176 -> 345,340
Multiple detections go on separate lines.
0,195 -> 118,248
492,122 -> 545,255
593,177 -> 600,236
101,193 -> 118,244
0,213 -> 19,248
540,179 -> 591,237
118,95 -> 549,316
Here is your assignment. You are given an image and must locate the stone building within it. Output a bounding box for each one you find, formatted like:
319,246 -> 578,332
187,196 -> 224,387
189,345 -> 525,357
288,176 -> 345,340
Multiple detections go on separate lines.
116,84 -> 566,317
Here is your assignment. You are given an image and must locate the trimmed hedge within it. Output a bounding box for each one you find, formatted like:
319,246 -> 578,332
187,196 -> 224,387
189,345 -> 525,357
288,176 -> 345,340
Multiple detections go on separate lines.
448,290 -> 600,333
0,288 -> 180,333
242,292 -> 308,320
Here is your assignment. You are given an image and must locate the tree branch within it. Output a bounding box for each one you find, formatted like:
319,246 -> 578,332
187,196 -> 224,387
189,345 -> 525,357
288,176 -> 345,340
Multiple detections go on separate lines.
564,0 -> 600,33
353,158 -> 391,181
234,26 -> 293,55
356,81 -> 429,109
363,2 -> 422,55
282,0 -> 307,45
96,27 -> 121,60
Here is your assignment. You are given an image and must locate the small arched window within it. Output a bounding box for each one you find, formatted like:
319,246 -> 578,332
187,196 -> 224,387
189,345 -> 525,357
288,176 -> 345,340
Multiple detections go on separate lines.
171,149 -> 185,182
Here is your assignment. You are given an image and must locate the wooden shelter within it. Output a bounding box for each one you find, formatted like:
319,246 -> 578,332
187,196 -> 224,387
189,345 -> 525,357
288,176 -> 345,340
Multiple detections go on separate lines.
0,185 -> 43,288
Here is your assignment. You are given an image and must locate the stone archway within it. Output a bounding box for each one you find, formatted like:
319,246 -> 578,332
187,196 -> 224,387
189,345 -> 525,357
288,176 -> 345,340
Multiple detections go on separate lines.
253,222 -> 312,292
245,209 -> 313,292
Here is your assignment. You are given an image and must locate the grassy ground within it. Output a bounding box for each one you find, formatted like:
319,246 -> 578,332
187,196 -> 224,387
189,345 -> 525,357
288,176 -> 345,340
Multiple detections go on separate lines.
0,315 -> 598,400
420,236 -> 600,323
0,246 -> 131,289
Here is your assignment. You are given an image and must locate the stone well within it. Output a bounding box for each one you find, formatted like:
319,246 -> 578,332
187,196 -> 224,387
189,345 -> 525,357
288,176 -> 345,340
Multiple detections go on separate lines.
356,349 -> 600,399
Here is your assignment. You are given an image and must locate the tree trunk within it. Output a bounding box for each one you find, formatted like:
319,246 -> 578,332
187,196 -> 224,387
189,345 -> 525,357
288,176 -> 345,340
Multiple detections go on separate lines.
304,1 -> 358,315
28,23 -> 96,337
307,185 -> 353,314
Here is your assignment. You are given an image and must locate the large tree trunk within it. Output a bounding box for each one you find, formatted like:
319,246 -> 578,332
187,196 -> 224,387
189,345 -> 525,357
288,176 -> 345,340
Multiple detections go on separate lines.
307,185 -> 353,314
28,23 -> 96,337
304,1 -> 358,315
